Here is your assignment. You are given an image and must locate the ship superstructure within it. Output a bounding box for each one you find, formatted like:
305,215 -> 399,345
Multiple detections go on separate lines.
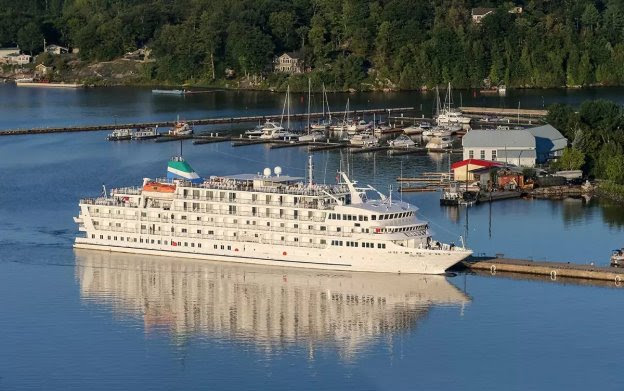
74,156 -> 471,274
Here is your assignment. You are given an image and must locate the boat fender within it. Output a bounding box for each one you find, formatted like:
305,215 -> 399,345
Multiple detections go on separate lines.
490,265 -> 496,275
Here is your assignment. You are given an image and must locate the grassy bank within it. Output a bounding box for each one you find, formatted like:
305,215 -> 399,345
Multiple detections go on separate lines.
596,181 -> 624,203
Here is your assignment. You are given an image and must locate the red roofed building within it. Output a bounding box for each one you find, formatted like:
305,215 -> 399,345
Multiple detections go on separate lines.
451,159 -> 503,182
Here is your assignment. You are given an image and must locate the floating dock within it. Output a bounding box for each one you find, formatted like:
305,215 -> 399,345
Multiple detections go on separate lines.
154,135 -> 194,143
0,106 -> 415,136
459,106 -> 548,117
461,256 -> 624,285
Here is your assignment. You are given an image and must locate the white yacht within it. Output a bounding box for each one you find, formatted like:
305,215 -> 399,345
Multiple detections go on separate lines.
388,135 -> 416,149
404,122 -> 430,136
298,130 -> 326,142
349,132 -> 379,147
132,127 -> 160,140
106,128 -> 133,141
244,124 -> 265,138
74,156 -> 471,274
426,136 -> 452,151
259,121 -> 297,140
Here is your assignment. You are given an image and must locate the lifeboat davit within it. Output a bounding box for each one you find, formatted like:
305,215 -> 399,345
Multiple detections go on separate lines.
143,182 -> 176,193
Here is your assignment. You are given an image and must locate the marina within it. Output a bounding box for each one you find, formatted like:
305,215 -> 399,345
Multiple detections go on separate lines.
2,84 -> 624,391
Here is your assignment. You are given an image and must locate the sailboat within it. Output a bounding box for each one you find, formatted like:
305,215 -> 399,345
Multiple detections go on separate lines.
330,98 -> 351,132
436,83 -> 471,126
260,86 -> 298,140
299,78 -> 327,142
310,84 -> 332,130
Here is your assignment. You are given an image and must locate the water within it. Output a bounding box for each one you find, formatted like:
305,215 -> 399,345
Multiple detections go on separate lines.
1,87 -> 623,390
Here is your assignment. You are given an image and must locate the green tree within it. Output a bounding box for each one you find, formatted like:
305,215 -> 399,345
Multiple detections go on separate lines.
556,147 -> 586,170
17,22 -> 44,54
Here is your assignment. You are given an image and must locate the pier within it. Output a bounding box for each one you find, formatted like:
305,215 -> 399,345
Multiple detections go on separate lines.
459,256 -> 624,286
0,107 -> 415,136
459,106 -> 548,117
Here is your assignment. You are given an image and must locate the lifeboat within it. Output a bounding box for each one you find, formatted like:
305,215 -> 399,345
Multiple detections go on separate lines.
143,182 -> 176,193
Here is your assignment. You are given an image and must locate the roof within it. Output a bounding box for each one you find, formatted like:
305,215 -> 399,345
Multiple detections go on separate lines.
472,7 -> 495,16
451,159 -> 503,170
526,124 -> 568,153
279,51 -> 302,60
462,130 -> 536,149
223,174 -> 304,183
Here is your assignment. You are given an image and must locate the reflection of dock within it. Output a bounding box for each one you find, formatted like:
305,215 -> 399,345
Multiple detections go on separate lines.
75,250 -> 469,358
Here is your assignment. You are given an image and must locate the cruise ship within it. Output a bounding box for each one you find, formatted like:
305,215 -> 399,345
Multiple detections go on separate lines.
74,156 -> 471,274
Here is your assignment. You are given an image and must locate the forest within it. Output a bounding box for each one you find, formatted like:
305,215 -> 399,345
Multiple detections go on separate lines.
547,99 -> 624,191
2,0 -> 624,90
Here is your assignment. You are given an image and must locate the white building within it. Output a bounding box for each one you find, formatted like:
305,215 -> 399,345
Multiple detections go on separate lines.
45,44 -> 69,55
0,47 -> 20,58
462,130 -> 537,167
1,53 -> 31,65
471,8 -> 495,24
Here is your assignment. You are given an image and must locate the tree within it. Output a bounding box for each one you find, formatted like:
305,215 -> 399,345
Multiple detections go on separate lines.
605,155 -> 624,184
17,22 -> 44,54
556,147 -> 586,171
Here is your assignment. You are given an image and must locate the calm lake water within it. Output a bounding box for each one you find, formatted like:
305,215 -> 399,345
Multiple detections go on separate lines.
0,85 -> 623,390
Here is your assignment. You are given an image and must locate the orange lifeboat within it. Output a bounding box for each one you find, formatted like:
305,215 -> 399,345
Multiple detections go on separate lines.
143,182 -> 176,193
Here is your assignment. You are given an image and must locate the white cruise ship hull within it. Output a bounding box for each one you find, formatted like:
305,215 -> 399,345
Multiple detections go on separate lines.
74,239 -> 470,274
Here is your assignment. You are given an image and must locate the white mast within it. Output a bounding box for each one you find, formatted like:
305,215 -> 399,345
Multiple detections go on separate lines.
307,154 -> 314,186
307,78 -> 311,134
287,85 -> 291,131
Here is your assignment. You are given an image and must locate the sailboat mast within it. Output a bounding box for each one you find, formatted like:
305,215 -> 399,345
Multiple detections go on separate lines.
307,78 -> 311,134
287,85 -> 291,130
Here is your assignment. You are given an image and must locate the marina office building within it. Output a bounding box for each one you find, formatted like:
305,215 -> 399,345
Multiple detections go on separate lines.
462,126 -> 568,167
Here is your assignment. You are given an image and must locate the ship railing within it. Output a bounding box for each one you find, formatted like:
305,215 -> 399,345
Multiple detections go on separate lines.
112,187 -> 142,196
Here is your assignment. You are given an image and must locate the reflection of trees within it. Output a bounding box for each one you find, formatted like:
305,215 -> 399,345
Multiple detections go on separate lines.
74,250 -> 469,360
561,198 -> 587,226
598,199 -> 624,229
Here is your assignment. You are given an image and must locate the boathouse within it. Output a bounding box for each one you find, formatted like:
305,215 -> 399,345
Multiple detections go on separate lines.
462,130 -> 537,167
451,159 -> 503,183
526,124 -> 567,163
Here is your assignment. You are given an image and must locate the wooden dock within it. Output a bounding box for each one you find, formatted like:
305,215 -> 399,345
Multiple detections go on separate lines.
0,106 -> 415,136
154,135 -> 193,143
308,142 -> 349,152
460,256 -> 624,285
459,106 -> 548,117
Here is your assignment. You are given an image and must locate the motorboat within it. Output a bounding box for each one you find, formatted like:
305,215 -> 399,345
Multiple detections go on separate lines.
107,128 -> 133,141
388,135 -> 416,149
244,124 -> 265,138
425,136 -> 452,151
168,121 -> 193,136
350,132 -> 379,147
611,248 -> 624,267
259,121 -> 298,140
298,131 -> 327,142
132,127 -> 160,140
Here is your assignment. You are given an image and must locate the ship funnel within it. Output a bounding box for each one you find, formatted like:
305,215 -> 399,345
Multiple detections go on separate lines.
167,156 -> 203,183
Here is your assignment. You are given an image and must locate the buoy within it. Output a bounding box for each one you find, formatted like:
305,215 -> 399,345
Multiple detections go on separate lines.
490,265 -> 496,274
550,270 -> 557,280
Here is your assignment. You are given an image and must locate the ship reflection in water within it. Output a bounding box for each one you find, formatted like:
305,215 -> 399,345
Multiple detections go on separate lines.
74,250 -> 469,359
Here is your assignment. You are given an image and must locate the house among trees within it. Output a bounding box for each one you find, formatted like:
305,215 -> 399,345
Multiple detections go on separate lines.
0,52 -> 31,65
0,47 -> 20,58
471,8 -> 495,24
45,44 -> 68,55
35,64 -> 52,77
274,52 -> 303,74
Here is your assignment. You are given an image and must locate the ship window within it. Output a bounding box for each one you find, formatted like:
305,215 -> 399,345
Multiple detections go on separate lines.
214,245 -> 218,249
294,224 -> 299,228
267,222 -> 271,226
227,245 -> 231,250
320,226 -> 326,231
221,245 -> 224,249
371,215 -> 376,220
191,243 -> 195,247
157,240 -> 160,244
208,230 -> 214,235
165,241 -> 168,245
294,238 -> 299,242
198,243 -> 201,248
197,229 -> 201,234
184,242 -> 188,246
151,239 -> 154,244
181,228 -> 187,233
320,239 -> 326,244
139,238 -> 142,243
337,227 -> 341,232
141,212 -> 146,217
181,215 -> 187,220
92,234 -> 95,238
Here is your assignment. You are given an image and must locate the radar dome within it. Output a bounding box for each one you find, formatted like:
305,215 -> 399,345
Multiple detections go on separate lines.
274,166 -> 282,176
263,167 -> 271,177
